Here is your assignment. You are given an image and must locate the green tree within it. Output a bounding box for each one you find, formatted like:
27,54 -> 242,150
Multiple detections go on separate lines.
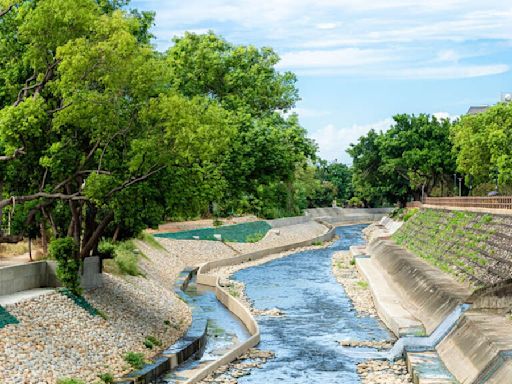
348,114 -> 456,206
452,102 -> 512,190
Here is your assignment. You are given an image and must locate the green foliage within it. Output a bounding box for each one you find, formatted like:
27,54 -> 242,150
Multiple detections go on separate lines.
143,335 -> 162,349
245,232 -> 266,243
56,379 -> 85,384
124,352 -> 146,370
137,232 -> 165,251
452,102 -> 512,188
347,197 -> 364,208
113,241 -> 142,276
97,372 -> 114,384
97,239 -> 116,259
49,238 -> 81,295
212,218 -> 223,227
348,114 -> 456,206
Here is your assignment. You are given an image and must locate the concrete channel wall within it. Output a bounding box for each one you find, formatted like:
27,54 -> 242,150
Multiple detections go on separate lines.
189,221 -> 337,383
0,257 -> 103,296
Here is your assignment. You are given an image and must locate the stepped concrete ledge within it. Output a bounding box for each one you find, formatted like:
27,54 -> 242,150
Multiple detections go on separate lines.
436,310 -> 512,384
367,239 -> 471,334
0,287 -> 54,306
406,351 -> 457,384
356,257 -> 424,337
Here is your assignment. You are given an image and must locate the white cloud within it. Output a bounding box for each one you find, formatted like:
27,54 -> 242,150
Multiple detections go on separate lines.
277,48 -> 392,69
394,64 -> 509,79
433,112 -> 459,121
316,22 -> 338,30
310,118 -> 393,163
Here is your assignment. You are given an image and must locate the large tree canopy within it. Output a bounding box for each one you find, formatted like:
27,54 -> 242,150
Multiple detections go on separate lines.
452,102 -> 512,188
0,0 -> 319,255
348,114 -> 456,206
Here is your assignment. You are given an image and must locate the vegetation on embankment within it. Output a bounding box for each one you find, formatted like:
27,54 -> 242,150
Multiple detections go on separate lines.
392,208 -> 512,287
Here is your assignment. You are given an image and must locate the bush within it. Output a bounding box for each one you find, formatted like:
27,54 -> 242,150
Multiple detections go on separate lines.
124,351 -> 146,370
97,239 -> 116,259
57,379 -> 85,384
49,237 -> 81,295
114,241 -> 141,276
143,335 -> 162,349
347,197 -> 364,208
97,373 -> 114,383
402,208 -> 419,222
212,218 -> 223,227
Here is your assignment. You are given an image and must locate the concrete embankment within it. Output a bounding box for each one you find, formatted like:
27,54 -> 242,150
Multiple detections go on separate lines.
359,210 -> 512,384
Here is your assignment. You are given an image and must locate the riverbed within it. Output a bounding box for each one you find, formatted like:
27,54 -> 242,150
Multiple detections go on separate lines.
231,224 -> 393,383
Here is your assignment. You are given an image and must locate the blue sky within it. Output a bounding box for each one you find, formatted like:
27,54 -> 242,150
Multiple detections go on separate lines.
131,0 -> 512,163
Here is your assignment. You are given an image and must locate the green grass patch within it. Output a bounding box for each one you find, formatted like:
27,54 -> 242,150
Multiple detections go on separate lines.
124,352 -> 146,370
154,221 -> 271,243
138,232 -> 165,251
57,379 -> 85,384
0,306 -> 19,329
356,281 -> 368,289
113,241 -> 143,276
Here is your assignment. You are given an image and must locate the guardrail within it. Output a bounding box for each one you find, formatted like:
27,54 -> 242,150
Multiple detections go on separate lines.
424,196 -> 512,210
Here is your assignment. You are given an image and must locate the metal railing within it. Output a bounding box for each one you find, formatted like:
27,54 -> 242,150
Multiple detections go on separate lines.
424,196 -> 512,210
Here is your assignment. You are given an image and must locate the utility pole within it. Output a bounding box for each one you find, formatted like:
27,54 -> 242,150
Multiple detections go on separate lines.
458,178 -> 462,197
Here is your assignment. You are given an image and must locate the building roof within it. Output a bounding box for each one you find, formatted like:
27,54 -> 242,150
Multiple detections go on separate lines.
467,106 -> 490,115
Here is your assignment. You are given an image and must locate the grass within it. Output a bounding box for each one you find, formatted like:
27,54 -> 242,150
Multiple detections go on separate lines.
124,352 -> 146,370
57,379 -> 85,384
245,231 -> 266,243
356,281 -> 368,289
111,241 -> 143,276
138,232 -> 165,251
312,240 -> 323,246
0,242 -> 29,257
228,286 -> 240,297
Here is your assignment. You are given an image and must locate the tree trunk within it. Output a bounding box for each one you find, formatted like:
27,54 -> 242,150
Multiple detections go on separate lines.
80,211 -> 114,259
40,221 -> 47,255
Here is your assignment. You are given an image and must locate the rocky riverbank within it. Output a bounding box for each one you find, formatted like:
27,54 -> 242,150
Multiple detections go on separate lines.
0,220 -> 328,383
331,245 -> 413,384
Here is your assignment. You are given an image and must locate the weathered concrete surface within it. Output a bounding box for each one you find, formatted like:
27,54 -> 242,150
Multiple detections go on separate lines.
436,310 -> 512,384
0,287 -> 54,306
0,256 -> 103,297
367,239 -> 471,335
357,257 -> 424,337
468,278 -> 512,313
305,207 -> 393,224
406,351 -> 457,384
266,215 -> 312,228
486,360 -> 512,384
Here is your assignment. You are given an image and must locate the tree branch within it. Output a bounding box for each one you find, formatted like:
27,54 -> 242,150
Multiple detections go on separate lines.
105,165 -> 167,198
0,5 -> 13,18
0,192 -> 87,209
0,147 -> 25,162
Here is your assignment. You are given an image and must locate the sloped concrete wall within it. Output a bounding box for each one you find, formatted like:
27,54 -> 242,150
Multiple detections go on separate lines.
368,239 -> 471,334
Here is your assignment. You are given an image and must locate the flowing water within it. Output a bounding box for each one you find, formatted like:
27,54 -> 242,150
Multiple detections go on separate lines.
161,224 -> 393,383
231,224 -> 392,383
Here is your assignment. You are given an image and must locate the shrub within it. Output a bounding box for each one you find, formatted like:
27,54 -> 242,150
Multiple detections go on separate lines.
97,373 -> 114,384
137,232 -> 165,250
212,218 -> 223,227
143,335 -> 162,349
403,208 -> 419,222
245,232 -> 265,243
97,240 -> 116,259
49,237 -> 81,295
114,241 -> 141,276
124,352 -> 146,370
348,197 -> 364,208
57,379 -> 85,384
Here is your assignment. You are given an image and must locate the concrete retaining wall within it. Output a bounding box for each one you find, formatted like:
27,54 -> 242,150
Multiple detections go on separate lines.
0,257 -> 103,296
436,310 -> 512,384
265,215 -> 312,228
368,239 -> 471,334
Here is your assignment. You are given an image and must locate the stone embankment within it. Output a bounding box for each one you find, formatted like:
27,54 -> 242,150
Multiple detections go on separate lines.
0,220 -> 326,383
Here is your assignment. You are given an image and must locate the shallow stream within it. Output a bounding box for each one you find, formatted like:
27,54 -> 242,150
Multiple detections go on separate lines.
163,224 -> 393,383
231,224 -> 392,383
